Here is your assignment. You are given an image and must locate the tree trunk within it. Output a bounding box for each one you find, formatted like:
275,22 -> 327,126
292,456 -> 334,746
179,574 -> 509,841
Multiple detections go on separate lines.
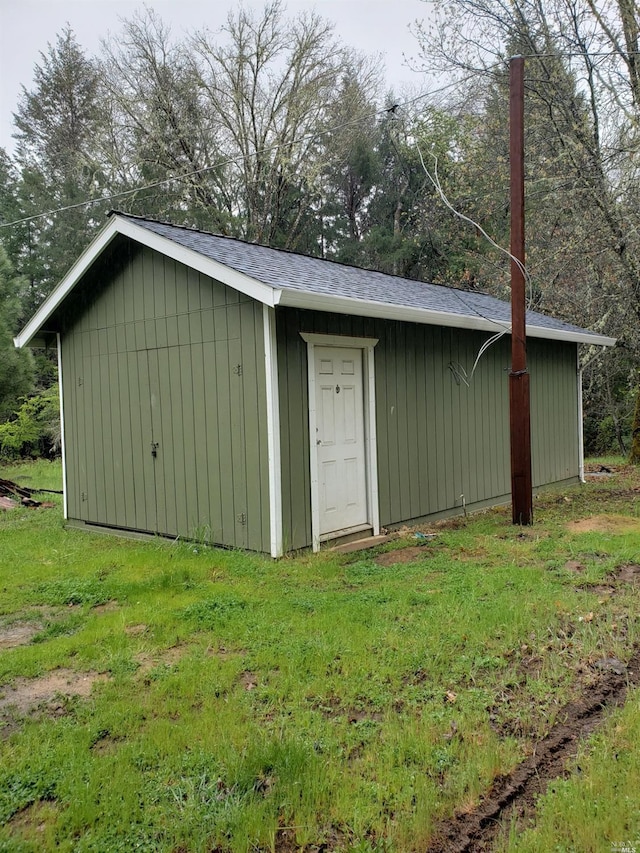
630,385 -> 640,464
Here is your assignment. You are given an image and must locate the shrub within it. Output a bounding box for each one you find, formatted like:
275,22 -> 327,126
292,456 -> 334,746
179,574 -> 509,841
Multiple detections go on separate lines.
0,385 -> 61,460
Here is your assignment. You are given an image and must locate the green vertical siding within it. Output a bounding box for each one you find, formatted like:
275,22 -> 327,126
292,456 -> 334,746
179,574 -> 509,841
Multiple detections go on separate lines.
529,338 -> 579,487
277,308 -> 579,548
60,240 -> 269,551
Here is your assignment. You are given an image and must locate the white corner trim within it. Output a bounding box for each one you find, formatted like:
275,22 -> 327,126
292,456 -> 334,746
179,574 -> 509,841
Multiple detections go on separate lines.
301,332 -> 380,551
577,352 -> 585,483
56,333 -> 68,519
263,305 -> 283,557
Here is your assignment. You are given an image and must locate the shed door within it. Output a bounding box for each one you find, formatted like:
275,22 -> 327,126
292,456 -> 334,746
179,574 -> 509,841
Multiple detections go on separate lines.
314,346 -> 367,535
77,351 -> 157,532
147,342 -> 248,547
74,342 -> 247,546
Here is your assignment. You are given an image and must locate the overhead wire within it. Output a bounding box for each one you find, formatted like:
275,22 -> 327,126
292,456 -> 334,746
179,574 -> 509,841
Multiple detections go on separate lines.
2,47 -> 630,378
414,139 -> 524,381
3,47 -> 634,232
416,143 -> 530,290
412,48 -> 637,378
0,72 -> 481,231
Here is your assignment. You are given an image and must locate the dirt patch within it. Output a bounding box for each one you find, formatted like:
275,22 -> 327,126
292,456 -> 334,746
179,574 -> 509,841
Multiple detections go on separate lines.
8,799 -> 57,837
90,729 -> 125,755
93,600 -> 120,614
207,645 -> 246,659
403,667 -> 430,687
567,514 -> 640,535
124,623 -> 148,636
614,563 -> 640,584
239,670 -> 258,691
307,693 -> 384,723
135,644 -> 189,676
0,669 -> 109,716
375,546 -> 435,566
0,621 -> 42,649
578,584 -> 616,597
345,707 -> 383,723
426,645 -> 640,852
583,463 -> 629,474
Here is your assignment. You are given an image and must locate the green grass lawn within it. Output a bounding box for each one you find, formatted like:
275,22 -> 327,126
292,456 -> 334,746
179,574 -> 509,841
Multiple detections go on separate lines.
1,459 -> 639,852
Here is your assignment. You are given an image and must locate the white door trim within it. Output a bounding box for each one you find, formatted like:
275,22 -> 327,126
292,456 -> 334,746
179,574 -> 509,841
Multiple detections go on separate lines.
300,332 -> 379,551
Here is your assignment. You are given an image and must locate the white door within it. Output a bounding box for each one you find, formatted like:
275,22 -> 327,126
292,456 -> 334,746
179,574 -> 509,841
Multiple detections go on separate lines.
314,346 -> 368,535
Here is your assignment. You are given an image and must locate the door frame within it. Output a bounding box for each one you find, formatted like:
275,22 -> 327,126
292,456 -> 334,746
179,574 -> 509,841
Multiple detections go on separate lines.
300,332 -> 380,551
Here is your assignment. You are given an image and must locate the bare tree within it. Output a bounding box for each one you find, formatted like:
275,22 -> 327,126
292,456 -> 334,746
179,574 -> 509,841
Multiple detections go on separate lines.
416,0 -> 640,457
188,1 -> 350,247
101,10 -> 232,232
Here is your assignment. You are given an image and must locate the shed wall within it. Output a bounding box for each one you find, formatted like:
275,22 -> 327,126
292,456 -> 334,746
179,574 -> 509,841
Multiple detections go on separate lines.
529,337 -> 580,486
60,241 -> 270,551
277,308 -> 579,549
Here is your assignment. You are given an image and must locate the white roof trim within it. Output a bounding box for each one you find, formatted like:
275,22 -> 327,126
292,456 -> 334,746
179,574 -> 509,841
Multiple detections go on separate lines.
15,214 -> 616,349
279,290 -> 616,347
15,217 -> 119,348
14,214 -> 279,347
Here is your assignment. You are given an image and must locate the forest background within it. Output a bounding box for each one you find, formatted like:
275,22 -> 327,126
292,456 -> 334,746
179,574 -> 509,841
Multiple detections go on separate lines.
1,0 -> 639,462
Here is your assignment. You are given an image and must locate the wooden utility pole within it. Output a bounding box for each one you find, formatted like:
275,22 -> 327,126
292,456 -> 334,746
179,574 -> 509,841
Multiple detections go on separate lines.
509,55 -> 533,525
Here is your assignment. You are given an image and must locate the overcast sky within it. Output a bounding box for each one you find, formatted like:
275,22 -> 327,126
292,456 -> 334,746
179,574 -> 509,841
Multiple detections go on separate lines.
0,0 -> 430,154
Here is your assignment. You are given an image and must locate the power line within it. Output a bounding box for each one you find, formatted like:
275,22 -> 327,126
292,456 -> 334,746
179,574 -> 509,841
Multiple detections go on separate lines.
416,143 -> 531,293
5,43 -> 635,232
0,75 -> 479,231
517,51 -> 640,59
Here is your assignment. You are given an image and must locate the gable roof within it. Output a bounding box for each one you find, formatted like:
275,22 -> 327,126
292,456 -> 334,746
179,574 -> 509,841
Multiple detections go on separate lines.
15,212 -> 616,348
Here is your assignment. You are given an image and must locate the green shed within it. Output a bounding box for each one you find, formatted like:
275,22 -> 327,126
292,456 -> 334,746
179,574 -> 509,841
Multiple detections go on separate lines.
15,213 -> 615,556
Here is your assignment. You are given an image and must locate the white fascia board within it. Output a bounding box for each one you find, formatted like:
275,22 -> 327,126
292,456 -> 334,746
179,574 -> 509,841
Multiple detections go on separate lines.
527,326 -> 616,347
14,217 -> 121,348
14,215 -> 279,348
115,217 -> 278,308
278,290 -> 616,348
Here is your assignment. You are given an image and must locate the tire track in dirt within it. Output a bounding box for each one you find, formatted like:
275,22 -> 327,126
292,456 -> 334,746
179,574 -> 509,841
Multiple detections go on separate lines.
427,648 -> 640,852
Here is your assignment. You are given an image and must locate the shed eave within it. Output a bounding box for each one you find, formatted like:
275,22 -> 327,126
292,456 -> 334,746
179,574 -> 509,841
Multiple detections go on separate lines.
276,290 -> 616,347
14,217 -> 120,348
115,216 -> 278,309
14,214 -> 279,348
527,327 -> 616,347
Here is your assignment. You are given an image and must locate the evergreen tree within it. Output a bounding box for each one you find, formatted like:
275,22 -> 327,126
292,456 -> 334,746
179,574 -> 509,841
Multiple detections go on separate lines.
0,247 -> 34,422
12,26 -> 108,306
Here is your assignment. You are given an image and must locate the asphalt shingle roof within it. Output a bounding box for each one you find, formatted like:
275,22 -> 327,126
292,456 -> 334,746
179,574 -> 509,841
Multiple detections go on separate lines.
124,214 -> 605,342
